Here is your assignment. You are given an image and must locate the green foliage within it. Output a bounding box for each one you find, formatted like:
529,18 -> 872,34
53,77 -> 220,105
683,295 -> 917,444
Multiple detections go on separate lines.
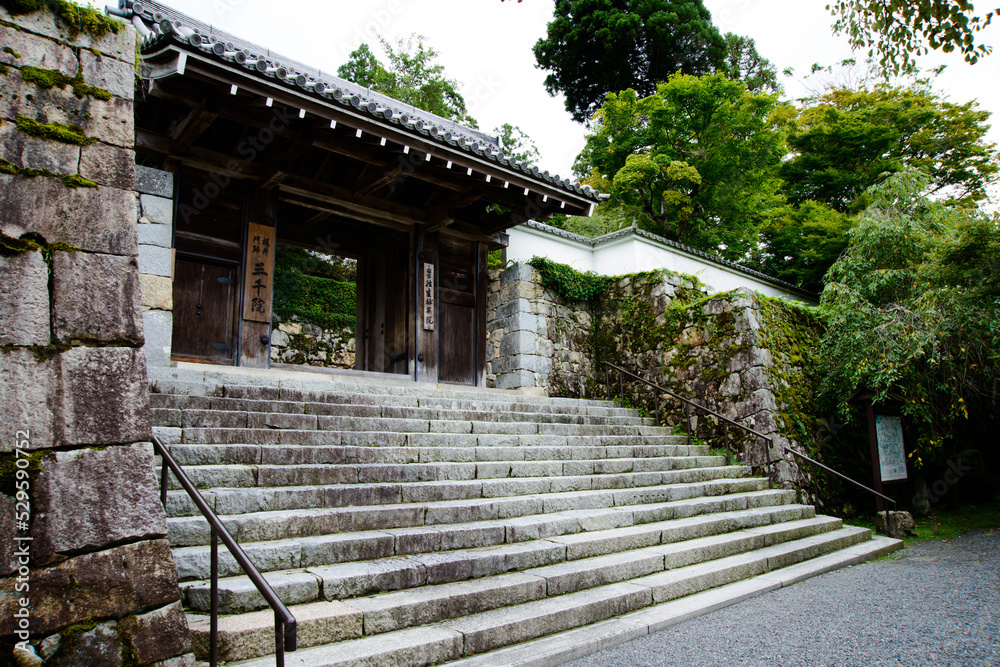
493,123 -> 540,164
15,115 -> 96,146
338,34 -> 478,127
19,64 -> 113,100
0,0 -> 124,38
532,0 -> 740,122
576,72 -> 786,260
817,168 -> 1000,463
527,256 -> 611,303
753,200 -> 850,294
828,0 -> 999,75
272,246 -> 357,331
780,84 -> 999,211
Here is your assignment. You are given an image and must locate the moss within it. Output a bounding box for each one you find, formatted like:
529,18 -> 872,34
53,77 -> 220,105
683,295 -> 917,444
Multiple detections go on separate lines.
1,0 -> 124,38
0,232 -> 44,256
0,157 -> 96,187
19,65 -> 112,100
15,115 -> 96,146
29,342 -> 70,362
527,256 -> 611,303
0,449 -> 46,499
3,46 -> 21,58
0,62 -> 9,75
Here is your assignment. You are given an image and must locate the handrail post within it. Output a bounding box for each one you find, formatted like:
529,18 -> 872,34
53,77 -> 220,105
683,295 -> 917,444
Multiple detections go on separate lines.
606,363 -> 611,402
210,526 -> 219,667
685,404 -> 692,448
723,424 -> 730,466
275,612 -> 285,667
653,389 -> 659,427
618,371 -> 624,409
160,457 -> 168,508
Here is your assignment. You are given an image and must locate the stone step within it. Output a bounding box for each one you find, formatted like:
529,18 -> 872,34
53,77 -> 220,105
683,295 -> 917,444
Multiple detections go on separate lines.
151,402 -> 653,427
171,501 -> 813,583
176,491 -> 797,598
183,512 -> 832,616
166,468 -> 751,517
224,526 -> 877,666
166,478 -> 775,547
170,427 -> 683,447
164,442 -> 718,468
444,535 -> 904,667
162,457 -> 749,498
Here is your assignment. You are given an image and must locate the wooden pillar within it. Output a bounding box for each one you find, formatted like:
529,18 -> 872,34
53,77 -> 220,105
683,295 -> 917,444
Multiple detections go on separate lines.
476,241 -> 489,387
415,228 -> 439,383
354,255 -> 368,371
238,189 -> 276,368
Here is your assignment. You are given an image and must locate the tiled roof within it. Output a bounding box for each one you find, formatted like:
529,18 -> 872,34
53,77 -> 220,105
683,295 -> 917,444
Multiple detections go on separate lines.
519,220 -> 819,298
112,0 -> 601,204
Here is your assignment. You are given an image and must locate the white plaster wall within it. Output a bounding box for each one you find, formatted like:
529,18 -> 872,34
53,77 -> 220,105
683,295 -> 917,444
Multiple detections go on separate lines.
507,223 -> 816,304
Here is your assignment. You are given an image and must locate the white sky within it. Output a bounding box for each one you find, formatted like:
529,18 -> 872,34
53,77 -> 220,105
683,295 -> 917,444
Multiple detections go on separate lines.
98,0 -> 1000,203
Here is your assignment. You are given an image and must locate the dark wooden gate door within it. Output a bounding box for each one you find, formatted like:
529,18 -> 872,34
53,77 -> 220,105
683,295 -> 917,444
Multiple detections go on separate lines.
171,257 -> 238,362
363,239 -> 410,374
438,236 -> 477,385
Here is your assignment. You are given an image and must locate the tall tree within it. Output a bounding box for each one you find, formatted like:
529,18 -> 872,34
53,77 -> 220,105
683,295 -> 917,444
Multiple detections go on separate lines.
780,85 -> 999,212
817,168 -> 1000,462
533,0 -> 729,122
829,0 -> 1000,75
575,72 -> 786,259
338,34 -> 478,127
753,201 -> 851,294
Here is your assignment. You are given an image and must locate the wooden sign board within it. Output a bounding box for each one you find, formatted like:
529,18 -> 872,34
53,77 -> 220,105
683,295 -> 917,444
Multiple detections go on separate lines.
242,222 -> 275,324
875,414 -> 908,482
423,262 -> 435,331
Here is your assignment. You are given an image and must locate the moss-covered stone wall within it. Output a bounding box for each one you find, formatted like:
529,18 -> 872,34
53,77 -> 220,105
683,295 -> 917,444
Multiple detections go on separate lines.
488,261 -> 825,499
0,5 -> 194,664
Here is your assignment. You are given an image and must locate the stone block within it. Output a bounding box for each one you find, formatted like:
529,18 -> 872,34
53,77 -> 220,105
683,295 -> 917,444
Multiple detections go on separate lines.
48,621 -> 123,667
150,655 -> 197,667
495,297 -> 530,320
511,354 -> 552,374
0,119 -> 81,173
120,601 -> 192,665
140,273 -> 173,311
501,262 -> 534,285
138,244 -> 173,278
0,348 -> 57,451
508,311 -> 547,335
0,6 -> 135,63
0,539 -> 181,637
496,370 -> 536,390
78,48 -> 134,100
0,250 -> 50,345
499,329 -> 546,357
143,310 -> 173,367
30,442 -> 168,566
52,251 -> 143,345
0,175 -> 137,255
60,346 -> 151,446
0,495 -> 16,577
0,23 -> 78,73
137,220 -> 173,248
0,68 -> 134,147
135,165 -> 175,198
140,194 -> 174,225
80,143 -> 135,190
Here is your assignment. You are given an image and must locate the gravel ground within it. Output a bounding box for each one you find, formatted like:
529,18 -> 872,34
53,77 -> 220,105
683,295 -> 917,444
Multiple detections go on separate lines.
565,530 -> 1000,667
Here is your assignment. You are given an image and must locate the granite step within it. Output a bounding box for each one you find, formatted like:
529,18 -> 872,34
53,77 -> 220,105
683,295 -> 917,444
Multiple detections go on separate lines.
221,526 -> 882,665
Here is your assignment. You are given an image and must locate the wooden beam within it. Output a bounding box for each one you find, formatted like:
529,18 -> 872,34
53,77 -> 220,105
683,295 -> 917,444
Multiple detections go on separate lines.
169,99 -> 219,151
136,130 -> 261,180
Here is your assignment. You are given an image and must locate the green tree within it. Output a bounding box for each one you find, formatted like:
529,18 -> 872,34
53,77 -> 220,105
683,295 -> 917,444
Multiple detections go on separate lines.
780,84 -> 999,212
829,0 -> 1000,75
533,0 -> 729,122
753,200 -> 851,294
493,123 -> 540,164
575,72 -> 786,259
338,34 -> 478,127
817,168 -> 1000,462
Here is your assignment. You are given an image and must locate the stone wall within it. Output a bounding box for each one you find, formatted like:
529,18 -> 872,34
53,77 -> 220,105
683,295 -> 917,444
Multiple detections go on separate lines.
488,262 -> 823,498
135,165 -> 175,368
270,321 -> 355,369
0,5 -> 193,664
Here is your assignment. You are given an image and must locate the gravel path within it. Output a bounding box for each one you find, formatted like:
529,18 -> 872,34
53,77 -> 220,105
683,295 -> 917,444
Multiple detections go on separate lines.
565,530 -> 1000,667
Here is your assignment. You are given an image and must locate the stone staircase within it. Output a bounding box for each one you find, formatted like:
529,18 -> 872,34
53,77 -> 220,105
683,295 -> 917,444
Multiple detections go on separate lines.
149,365 -> 902,666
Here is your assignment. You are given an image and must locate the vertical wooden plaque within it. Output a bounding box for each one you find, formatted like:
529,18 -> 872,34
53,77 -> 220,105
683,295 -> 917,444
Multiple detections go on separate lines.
242,222 -> 276,324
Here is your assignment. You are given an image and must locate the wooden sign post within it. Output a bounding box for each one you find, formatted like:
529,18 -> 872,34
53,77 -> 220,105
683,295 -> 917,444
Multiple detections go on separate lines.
240,221 -> 276,367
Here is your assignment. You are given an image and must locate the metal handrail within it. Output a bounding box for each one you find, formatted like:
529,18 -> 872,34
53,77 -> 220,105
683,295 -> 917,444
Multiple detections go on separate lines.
152,436 -> 297,666
603,361 -> 898,535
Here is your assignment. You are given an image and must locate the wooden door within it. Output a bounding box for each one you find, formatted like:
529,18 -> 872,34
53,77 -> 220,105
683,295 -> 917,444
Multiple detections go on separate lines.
172,258 -> 238,362
438,236 -> 477,385
363,238 -> 410,375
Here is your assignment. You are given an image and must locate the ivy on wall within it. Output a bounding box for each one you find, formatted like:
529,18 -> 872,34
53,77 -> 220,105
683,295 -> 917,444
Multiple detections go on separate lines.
272,246 -> 357,332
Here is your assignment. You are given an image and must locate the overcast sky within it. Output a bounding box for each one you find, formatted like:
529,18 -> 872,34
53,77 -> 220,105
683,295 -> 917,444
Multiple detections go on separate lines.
107,0 -> 999,203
